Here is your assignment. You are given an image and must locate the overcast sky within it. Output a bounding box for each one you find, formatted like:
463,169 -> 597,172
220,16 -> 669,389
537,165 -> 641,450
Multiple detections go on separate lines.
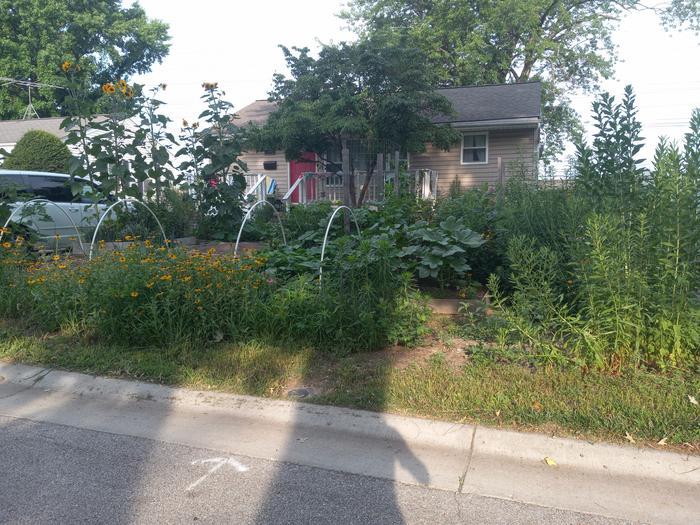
133,1 -> 700,166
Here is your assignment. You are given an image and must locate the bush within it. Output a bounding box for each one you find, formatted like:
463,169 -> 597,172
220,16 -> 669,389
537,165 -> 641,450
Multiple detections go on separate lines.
2,130 -> 71,173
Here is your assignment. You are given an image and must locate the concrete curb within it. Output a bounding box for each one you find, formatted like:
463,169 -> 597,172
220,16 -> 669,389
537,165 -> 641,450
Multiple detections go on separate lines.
1,361 -> 697,488
0,362 -> 472,451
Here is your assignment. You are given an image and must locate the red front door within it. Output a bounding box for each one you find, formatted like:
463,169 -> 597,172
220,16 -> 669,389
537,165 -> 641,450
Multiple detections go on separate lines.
289,152 -> 316,203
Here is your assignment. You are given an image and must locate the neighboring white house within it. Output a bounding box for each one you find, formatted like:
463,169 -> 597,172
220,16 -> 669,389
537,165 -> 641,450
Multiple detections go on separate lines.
0,117 -> 68,160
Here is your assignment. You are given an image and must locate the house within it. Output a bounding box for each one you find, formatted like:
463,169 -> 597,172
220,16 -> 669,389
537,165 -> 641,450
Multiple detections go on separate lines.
0,117 -> 68,159
236,81 -> 541,202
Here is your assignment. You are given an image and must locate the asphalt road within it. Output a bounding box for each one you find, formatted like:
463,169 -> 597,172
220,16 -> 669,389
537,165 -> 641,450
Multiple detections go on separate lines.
0,415 -> 632,525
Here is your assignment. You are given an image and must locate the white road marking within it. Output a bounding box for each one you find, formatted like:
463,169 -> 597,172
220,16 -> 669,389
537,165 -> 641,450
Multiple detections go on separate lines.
186,457 -> 250,492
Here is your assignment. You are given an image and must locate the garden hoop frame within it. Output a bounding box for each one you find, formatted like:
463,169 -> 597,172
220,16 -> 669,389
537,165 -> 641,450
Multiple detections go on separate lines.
88,198 -> 169,260
319,205 -> 362,283
0,198 -> 86,254
234,200 -> 287,257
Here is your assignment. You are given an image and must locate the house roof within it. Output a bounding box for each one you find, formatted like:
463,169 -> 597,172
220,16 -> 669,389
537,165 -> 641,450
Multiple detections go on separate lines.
0,117 -> 68,146
236,100 -> 277,126
235,82 -> 542,128
434,82 -> 541,125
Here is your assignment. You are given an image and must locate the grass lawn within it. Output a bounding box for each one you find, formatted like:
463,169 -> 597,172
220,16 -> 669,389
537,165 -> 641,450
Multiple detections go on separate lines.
0,319 -> 698,452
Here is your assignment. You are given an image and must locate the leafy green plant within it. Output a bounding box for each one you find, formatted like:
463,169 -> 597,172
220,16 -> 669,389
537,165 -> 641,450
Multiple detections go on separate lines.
398,216 -> 484,287
177,83 -> 247,241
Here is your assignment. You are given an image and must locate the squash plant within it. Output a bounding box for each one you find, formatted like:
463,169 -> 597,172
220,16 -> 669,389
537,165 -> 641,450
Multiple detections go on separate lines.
397,216 -> 484,286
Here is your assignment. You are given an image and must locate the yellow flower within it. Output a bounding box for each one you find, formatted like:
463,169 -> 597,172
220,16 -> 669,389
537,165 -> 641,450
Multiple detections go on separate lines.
58,264 -> 67,269
116,79 -> 127,93
180,275 -> 192,283
130,291 -> 139,298
144,240 -> 153,248
2,242 -> 11,249
160,274 -> 172,281
54,233 -> 61,240
124,234 -> 133,241
61,60 -> 71,72
119,257 -> 127,263
78,278 -> 85,284
52,255 -> 60,261
146,282 -> 154,289
102,83 -> 115,94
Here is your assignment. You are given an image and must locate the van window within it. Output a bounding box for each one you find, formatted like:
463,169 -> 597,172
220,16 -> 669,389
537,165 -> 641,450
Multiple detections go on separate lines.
0,174 -> 28,199
26,176 -> 73,202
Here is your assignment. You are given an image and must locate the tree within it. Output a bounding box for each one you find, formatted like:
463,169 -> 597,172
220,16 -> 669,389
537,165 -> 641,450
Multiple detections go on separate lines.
342,0 -> 700,161
0,0 -> 170,120
257,32 -> 459,207
2,129 -> 71,173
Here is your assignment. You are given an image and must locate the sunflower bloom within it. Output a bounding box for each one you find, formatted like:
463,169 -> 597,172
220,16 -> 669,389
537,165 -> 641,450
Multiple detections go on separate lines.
102,83 -> 115,94
130,291 -> 139,298
61,60 -> 71,72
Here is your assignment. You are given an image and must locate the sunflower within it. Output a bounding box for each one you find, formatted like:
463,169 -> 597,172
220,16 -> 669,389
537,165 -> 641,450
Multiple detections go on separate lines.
61,60 -> 72,72
102,83 -> 115,94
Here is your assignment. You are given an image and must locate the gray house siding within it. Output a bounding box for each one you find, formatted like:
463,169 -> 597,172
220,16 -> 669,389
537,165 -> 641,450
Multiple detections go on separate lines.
410,128 -> 537,194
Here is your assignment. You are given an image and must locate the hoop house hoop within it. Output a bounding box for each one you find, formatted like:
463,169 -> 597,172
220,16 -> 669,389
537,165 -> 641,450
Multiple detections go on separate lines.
234,200 -> 287,257
0,198 -> 86,254
88,198 -> 169,260
319,205 -> 361,283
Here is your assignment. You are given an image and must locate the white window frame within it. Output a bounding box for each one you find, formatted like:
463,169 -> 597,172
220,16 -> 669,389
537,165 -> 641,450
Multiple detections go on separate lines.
461,132 -> 489,165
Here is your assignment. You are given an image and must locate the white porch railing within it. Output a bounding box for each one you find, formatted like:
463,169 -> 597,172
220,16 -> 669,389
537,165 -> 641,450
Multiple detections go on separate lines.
282,169 -> 438,207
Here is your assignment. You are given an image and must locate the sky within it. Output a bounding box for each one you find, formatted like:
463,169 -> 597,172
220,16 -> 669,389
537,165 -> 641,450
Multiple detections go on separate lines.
133,1 -> 700,167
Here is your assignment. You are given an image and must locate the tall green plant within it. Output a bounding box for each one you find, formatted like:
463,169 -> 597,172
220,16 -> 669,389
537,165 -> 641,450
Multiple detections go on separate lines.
490,96 -> 700,372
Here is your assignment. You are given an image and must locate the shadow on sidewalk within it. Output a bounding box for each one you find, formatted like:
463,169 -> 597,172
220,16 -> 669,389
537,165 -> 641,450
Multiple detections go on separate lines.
252,362 -> 430,525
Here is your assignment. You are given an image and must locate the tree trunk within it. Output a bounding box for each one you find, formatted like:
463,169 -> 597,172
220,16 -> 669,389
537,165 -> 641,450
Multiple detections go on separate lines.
341,138 -> 351,232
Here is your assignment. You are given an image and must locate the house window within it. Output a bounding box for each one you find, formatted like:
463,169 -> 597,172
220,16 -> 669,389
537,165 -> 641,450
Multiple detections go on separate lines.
461,133 -> 488,164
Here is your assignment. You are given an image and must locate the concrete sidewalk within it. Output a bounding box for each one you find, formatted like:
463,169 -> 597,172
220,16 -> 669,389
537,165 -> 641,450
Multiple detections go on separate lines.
0,361 -> 698,524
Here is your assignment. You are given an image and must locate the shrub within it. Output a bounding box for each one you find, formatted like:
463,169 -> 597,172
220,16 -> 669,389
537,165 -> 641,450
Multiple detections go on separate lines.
2,130 -> 71,173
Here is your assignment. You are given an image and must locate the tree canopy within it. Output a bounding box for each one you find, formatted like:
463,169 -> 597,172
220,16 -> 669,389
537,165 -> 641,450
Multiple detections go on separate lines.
257,33 -> 459,205
0,0 -> 170,120
342,0 -> 700,160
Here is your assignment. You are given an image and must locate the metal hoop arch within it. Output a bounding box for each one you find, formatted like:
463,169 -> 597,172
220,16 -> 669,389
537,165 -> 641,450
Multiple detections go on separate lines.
88,198 -> 169,260
0,198 -> 86,254
234,200 -> 287,257
319,205 -> 362,282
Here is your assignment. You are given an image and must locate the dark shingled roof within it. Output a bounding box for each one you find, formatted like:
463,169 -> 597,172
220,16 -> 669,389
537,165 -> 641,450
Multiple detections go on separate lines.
434,82 -> 541,124
235,82 -> 541,127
